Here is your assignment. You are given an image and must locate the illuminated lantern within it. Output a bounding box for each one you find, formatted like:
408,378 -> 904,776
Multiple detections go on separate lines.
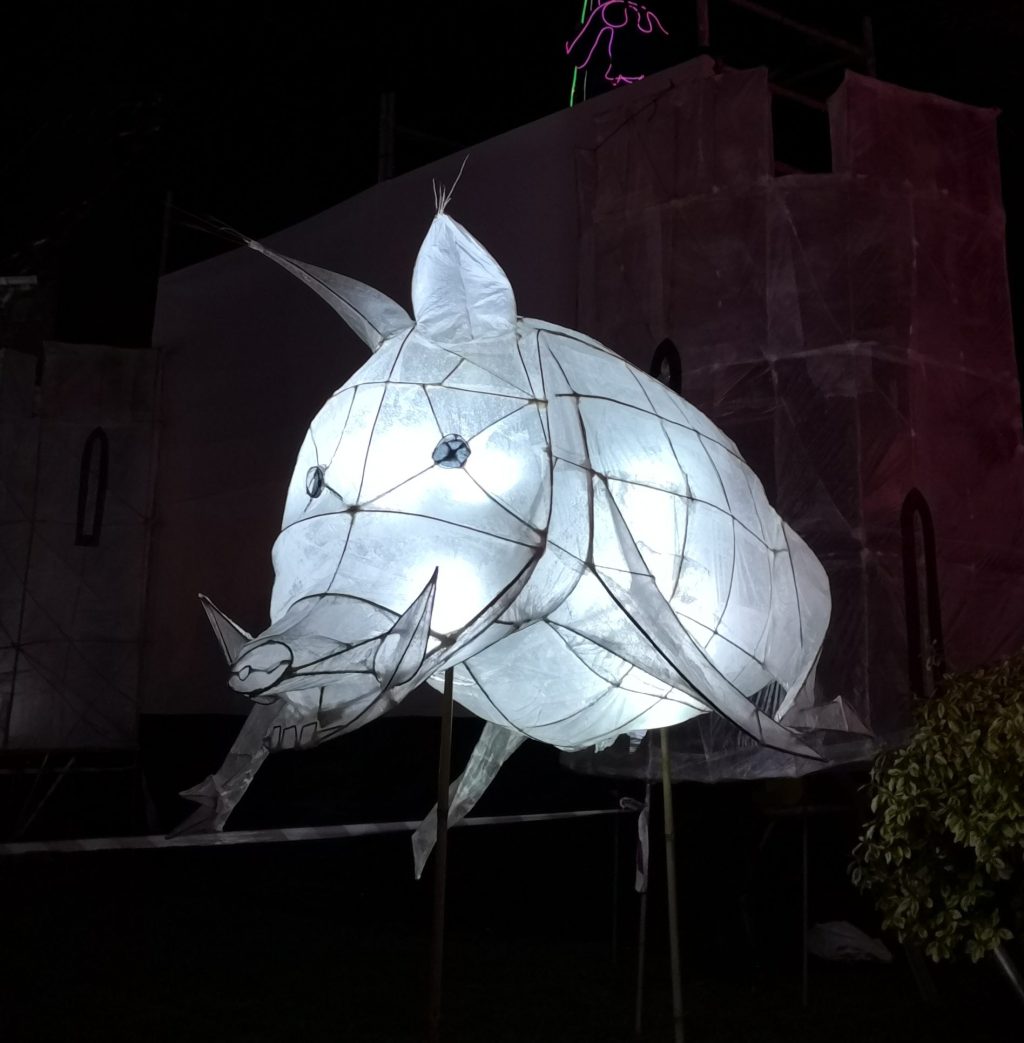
177,202 -> 830,869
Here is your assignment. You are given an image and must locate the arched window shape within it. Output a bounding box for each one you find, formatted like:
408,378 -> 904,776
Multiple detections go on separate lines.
75,427 -> 109,547
650,338 -> 681,393
901,488 -> 945,698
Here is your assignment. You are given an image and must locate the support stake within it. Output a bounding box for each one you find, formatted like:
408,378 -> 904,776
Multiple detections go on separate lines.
634,781 -> 651,1038
992,944 -> 1024,1007
611,787 -> 621,965
660,728 -> 684,1043
428,668 -> 455,1042
801,809 -> 809,1007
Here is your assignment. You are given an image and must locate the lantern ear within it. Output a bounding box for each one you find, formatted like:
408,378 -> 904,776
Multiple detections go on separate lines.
245,239 -> 413,353
411,215 -> 516,342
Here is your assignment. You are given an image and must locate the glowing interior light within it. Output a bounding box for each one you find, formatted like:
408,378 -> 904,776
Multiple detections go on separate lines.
177,204 -> 830,853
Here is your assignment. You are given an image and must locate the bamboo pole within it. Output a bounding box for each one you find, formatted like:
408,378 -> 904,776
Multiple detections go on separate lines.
428,669 -> 455,1042
634,781 -> 651,1037
634,888 -> 650,1037
696,0 -> 710,50
801,810 -> 809,1007
660,728 -> 684,1043
611,788 -> 621,965
992,944 -> 1024,1007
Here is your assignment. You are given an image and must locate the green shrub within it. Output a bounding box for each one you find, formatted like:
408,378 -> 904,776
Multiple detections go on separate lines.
851,653 -> 1024,962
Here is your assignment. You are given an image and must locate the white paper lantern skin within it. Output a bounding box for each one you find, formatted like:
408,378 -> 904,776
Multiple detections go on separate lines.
177,209 -> 830,845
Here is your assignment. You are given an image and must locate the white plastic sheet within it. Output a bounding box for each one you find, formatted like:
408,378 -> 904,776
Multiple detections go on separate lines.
176,208 -> 830,836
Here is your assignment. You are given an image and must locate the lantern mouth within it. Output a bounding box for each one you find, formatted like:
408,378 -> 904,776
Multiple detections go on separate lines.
229,640 -> 293,698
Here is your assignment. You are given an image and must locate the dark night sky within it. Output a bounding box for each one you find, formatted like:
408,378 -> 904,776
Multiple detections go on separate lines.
1,1 -> 1022,346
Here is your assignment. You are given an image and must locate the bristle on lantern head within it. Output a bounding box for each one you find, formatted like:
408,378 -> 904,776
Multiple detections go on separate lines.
243,239 -> 412,354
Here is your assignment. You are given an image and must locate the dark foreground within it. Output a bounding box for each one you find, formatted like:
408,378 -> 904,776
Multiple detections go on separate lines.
1,717 -> 1019,1042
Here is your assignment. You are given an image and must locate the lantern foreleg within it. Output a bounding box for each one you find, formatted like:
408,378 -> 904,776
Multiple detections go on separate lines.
169,700 -> 297,836
411,721 -> 527,878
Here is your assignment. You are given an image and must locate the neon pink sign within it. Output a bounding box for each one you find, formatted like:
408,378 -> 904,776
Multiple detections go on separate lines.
566,0 -> 668,95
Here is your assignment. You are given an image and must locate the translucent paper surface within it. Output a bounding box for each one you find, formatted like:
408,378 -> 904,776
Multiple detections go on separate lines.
178,209 -> 830,834
149,61 -> 1023,811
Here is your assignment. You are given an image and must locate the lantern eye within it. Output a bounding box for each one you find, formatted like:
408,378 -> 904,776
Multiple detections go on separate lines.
432,434 -> 470,469
306,465 -> 326,497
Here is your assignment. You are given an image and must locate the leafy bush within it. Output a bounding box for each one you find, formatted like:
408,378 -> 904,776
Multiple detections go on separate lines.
851,653 -> 1024,962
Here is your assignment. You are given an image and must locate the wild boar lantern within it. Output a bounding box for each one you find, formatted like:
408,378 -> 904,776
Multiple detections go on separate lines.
178,196 -> 830,874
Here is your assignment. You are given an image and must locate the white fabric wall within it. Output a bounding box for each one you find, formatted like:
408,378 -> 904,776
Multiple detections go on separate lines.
0,343 -> 156,749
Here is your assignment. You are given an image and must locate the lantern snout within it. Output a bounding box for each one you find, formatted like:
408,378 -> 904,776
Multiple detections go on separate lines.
228,640 -> 293,699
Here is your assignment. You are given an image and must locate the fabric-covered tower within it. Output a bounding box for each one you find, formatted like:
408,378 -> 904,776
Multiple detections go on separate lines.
0,343 -> 156,750
571,69 -> 1023,779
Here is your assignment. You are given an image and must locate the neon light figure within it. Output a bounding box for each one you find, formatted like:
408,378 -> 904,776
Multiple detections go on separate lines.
566,0 -> 668,104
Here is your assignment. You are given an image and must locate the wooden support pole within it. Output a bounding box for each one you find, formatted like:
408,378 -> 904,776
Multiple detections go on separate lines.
696,0 -> 710,50
634,781 -> 651,1038
428,668 -> 455,1042
660,728 -> 685,1043
377,91 -> 396,182
634,888 -> 650,1037
801,809 -> 809,1008
992,944 -> 1024,1007
611,788 -> 621,965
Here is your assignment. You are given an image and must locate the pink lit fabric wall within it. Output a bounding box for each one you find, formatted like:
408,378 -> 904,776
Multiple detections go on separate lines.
569,68 -> 1022,778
